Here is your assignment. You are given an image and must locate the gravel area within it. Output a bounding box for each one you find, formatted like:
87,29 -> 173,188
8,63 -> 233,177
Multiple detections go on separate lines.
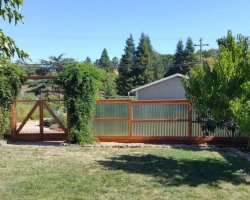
17,120 -> 63,134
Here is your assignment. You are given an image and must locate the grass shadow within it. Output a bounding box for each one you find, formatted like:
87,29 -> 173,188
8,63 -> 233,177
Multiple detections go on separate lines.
98,152 -> 250,187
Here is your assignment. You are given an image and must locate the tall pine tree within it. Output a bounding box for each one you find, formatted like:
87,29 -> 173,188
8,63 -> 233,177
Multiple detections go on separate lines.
96,48 -> 113,71
165,40 -> 185,76
184,37 -> 197,72
132,33 -> 154,87
84,56 -> 92,64
165,38 -> 196,76
134,33 -> 153,67
116,34 -> 136,95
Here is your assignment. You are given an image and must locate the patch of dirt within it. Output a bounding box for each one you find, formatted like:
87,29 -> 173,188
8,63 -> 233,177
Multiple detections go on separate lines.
17,120 -> 64,134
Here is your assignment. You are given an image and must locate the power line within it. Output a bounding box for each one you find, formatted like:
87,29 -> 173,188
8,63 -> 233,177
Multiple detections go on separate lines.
194,38 -> 209,63
6,33 -> 218,41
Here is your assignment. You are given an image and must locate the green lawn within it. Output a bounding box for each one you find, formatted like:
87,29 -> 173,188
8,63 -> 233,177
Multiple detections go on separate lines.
0,145 -> 249,200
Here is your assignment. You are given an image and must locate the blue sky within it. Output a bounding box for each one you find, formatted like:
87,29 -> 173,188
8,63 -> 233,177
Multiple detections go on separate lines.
2,0 -> 250,63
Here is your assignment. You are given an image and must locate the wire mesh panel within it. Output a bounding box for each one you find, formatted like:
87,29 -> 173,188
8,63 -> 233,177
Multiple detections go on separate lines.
43,101 -> 67,134
14,100 -> 67,141
16,101 -> 40,134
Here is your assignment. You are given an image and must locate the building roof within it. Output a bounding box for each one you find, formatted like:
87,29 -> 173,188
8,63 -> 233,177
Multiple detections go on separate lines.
131,73 -> 186,92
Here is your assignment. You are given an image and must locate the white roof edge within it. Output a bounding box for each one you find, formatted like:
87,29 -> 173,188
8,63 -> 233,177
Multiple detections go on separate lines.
131,73 -> 186,92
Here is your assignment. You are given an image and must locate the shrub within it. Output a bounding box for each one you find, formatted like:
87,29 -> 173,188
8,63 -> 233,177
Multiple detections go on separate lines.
57,63 -> 101,144
0,108 -> 9,139
0,64 -> 24,137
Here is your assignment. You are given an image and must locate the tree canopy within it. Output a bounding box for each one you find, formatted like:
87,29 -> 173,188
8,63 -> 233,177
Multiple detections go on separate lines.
165,38 -> 197,76
184,31 -> 250,137
0,0 -> 29,62
96,48 -> 113,71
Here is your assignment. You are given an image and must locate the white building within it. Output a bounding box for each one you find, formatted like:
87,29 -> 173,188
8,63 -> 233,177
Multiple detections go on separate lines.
131,73 -> 187,100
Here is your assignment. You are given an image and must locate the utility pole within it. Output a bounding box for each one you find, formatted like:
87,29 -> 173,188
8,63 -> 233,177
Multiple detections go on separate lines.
194,38 -> 209,63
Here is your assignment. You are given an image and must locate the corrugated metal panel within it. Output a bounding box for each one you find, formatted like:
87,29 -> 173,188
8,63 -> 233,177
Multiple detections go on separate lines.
94,103 -> 129,136
133,104 -> 188,119
95,103 -> 128,118
192,107 -> 231,137
93,121 -> 129,136
137,77 -> 186,100
133,122 -> 188,136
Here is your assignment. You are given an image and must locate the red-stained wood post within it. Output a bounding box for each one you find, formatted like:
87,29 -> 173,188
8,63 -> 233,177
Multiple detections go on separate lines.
128,100 -> 133,142
39,100 -> 44,140
11,102 -> 17,141
188,101 -> 193,137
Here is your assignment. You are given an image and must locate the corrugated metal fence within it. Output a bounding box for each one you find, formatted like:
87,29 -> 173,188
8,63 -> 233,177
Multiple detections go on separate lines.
93,100 -> 247,144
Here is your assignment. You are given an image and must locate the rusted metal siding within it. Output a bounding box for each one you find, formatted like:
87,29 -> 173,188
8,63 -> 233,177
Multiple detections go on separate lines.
137,77 -> 186,100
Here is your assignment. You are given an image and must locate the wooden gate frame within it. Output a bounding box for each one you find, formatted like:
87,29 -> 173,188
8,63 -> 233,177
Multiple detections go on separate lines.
11,99 -> 67,141
11,76 -> 68,141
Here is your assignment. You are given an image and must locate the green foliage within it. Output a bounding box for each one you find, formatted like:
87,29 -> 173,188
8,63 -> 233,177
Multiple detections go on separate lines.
117,33 -> 172,95
184,37 -> 196,64
184,31 -> 250,137
0,64 -> 25,110
130,33 -> 154,87
101,71 -> 117,99
0,64 -> 24,136
57,63 -> 101,144
134,33 -> 153,67
0,0 -> 29,61
116,34 -> 136,95
0,107 -> 9,138
40,54 -> 76,73
95,48 -> 114,72
230,82 -> 250,135
166,38 -> 197,76
201,48 -> 219,58
84,56 -> 92,64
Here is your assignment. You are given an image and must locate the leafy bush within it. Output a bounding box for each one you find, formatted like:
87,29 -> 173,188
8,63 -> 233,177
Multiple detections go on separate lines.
0,108 -> 9,139
0,64 -> 25,137
184,31 -> 250,139
57,63 -> 101,144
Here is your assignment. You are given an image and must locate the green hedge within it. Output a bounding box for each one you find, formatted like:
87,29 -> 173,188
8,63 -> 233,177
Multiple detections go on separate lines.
57,63 -> 101,144
0,64 -> 25,137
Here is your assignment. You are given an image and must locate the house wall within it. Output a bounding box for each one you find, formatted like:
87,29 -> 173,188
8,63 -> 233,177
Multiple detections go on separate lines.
136,77 -> 186,100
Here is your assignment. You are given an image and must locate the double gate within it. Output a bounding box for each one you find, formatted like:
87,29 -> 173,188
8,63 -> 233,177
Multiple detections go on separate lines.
11,99 -> 67,141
